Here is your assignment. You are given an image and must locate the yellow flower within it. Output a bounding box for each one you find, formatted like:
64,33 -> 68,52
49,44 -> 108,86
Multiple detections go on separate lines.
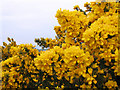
88,68 -> 93,74
88,80 -> 92,85
24,85 -> 27,88
80,83 -> 86,88
105,80 -> 118,88
73,5 -> 80,9
45,87 -> 49,90
84,2 -> 89,7
93,80 -> 97,84
61,85 -> 64,88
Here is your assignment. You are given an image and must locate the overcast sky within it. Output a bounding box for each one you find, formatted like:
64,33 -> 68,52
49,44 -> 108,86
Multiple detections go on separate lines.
0,0 -> 95,47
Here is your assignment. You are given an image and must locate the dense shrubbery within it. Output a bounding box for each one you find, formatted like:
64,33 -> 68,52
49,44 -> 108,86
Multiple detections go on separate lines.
1,1 -> 120,89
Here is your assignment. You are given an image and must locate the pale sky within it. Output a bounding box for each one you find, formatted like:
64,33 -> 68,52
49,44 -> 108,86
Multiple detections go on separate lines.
0,0 -> 95,47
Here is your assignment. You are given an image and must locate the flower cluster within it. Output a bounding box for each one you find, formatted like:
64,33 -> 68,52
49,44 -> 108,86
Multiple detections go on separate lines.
105,80 -> 118,89
1,39 -> 41,88
35,45 -> 95,88
55,8 -> 88,46
35,37 -> 58,49
2,38 -> 17,61
84,2 -> 118,23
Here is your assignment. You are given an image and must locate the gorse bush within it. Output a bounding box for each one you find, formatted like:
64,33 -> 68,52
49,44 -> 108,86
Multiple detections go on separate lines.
1,1 -> 120,89
2,38 -> 41,88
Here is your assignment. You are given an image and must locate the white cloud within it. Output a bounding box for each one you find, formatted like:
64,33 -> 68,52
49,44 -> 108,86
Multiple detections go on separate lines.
0,0 -> 2,46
